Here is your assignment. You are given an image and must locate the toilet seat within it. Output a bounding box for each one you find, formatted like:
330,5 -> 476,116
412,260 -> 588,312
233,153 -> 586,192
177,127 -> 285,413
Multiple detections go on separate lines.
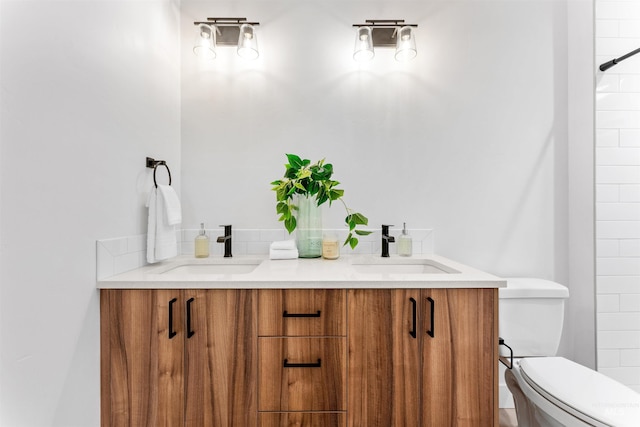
519,357 -> 640,427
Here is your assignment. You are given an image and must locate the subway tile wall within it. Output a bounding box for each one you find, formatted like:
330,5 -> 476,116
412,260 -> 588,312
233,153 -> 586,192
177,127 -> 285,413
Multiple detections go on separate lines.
96,227 -> 434,280
596,0 -> 640,392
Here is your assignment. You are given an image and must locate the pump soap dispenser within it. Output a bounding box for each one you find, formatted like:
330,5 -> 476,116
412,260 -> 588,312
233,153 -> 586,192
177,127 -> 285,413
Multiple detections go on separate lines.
195,223 -> 210,258
398,222 -> 413,257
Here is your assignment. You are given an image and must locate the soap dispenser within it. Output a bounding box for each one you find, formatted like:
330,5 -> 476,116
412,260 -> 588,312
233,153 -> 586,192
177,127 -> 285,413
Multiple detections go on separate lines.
195,223 -> 209,258
397,223 -> 413,257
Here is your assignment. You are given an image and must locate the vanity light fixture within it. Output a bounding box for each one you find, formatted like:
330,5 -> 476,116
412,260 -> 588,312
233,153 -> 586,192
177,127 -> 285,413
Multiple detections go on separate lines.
193,18 -> 260,60
352,20 -> 418,62
193,23 -> 217,59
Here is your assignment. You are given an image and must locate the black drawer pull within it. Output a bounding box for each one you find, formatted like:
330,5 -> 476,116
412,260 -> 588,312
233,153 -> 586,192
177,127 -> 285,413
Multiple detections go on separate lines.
283,358 -> 322,368
168,298 -> 177,339
426,297 -> 435,338
186,298 -> 195,338
409,297 -> 417,338
283,310 -> 321,318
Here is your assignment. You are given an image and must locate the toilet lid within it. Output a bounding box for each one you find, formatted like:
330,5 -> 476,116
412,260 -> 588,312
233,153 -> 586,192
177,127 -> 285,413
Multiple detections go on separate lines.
520,357 -> 640,427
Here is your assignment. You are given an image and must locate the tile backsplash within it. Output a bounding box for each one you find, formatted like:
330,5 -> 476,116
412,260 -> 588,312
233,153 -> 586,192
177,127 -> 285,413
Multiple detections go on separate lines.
96,227 -> 434,280
596,0 -> 640,392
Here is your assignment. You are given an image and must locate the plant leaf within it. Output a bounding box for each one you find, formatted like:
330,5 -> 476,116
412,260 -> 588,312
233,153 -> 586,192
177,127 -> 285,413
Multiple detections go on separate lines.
297,168 -> 312,180
284,216 -> 296,233
329,188 -> 344,201
344,233 -> 353,247
286,153 -> 303,169
354,229 -> 373,236
276,187 -> 287,201
349,236 -> 358,249
350,212 -> 369,226
276,202 -> 289,215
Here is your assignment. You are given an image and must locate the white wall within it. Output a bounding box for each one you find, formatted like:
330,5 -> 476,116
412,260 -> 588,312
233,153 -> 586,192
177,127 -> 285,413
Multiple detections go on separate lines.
181,0 -> 594,361
180,0 -> 568,279
595,0 -> 640,392
0,1 -> 181,425
565,0 -> 596,372
0,0 -> 598,424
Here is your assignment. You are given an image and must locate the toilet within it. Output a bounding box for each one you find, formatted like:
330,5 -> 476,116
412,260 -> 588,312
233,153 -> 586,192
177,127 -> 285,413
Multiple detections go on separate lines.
499,278 -> 640,427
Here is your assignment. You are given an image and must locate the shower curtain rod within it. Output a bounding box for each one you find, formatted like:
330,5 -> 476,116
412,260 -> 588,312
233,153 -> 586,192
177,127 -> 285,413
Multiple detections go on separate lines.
599,47 -> 640,72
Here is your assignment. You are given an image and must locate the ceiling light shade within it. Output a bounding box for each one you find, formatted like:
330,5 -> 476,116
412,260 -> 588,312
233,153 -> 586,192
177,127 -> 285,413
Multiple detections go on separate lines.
353,26 -> 374,61
193,23 -> 216,60
394,26 -> 417,61
237,23 -> 259,60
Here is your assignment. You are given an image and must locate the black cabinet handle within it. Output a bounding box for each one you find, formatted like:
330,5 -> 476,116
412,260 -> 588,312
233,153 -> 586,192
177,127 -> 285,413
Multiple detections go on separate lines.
426,297 -> 435,338
283,310 -> 321,318
168,298 -> 177,339
186,298 -> 195,338
499,337 -> 513,370
283,359 -> 322,368
409,297 -> 417,338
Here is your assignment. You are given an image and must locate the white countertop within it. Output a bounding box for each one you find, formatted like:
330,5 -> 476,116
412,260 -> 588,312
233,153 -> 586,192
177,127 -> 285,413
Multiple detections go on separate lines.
98,254 -> 506,289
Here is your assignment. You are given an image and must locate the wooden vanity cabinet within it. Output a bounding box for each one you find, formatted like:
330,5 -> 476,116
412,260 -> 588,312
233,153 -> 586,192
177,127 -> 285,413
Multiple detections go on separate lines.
101,287 -> 496,427
100,289 -> 257,427
347,288 -> 498,427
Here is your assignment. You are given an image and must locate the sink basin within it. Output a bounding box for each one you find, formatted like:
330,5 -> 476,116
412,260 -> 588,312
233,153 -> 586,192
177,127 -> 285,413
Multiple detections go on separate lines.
156,260 -> 261,276
162,264 -> 258,275
351,259 -> 460,274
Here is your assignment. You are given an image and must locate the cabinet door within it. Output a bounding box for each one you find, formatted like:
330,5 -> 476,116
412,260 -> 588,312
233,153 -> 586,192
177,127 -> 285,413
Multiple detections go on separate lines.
184,289 -> 257,427
347,289 -> 421,427
101,289 -> 184,427
421,288 -> 497,427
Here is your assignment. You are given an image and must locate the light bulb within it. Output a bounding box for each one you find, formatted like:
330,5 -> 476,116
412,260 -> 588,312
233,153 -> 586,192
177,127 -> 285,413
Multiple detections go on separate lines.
193,23 -> 216,60
395,26 -> 416,61
237,23 -> 259,60
353,26 -> 374,61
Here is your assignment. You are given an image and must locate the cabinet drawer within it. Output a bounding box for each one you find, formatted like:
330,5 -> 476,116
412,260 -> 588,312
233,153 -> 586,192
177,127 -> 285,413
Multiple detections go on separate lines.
259,413 -> 345,427
258,337 -> 346,411
258,289 -> 346,336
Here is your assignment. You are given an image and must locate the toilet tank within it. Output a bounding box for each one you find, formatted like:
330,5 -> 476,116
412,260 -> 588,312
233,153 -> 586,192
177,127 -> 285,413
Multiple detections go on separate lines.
499,278 -> 569,357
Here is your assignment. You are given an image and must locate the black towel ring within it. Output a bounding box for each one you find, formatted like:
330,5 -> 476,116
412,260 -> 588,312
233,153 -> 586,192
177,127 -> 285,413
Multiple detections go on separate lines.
153,163 -> 171,188
146,157 -> 172,188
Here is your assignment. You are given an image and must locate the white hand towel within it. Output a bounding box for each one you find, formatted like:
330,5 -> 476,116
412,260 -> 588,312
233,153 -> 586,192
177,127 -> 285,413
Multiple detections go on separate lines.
146,187 -> 178,264
269,248 -> 299,260
270,240 -> 297,251
157,185 -> 182,226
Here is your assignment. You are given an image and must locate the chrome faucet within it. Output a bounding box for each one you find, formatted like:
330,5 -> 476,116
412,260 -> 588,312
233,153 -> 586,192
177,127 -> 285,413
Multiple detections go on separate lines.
216,225 -> 232,257
381,224 -> 395,257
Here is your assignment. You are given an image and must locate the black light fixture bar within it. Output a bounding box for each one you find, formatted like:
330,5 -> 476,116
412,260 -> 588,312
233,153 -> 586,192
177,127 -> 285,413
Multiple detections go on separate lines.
352,19 -> 418,28
193,17 -> 260,47
599,47 -> 640,72
352,20 -> 418,47
193,18 -> 260,26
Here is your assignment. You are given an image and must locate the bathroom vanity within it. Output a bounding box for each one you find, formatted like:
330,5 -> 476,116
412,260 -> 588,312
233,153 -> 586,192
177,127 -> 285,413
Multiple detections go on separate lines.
98,255 -> 505,427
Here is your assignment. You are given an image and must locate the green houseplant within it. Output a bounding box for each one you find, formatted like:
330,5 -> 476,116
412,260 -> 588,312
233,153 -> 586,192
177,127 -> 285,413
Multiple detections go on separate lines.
271,154 -> 372,249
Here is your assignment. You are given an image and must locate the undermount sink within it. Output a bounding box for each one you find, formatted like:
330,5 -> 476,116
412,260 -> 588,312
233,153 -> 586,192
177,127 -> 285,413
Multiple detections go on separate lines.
157,260 -> 261,276
351,258 -> 460,274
